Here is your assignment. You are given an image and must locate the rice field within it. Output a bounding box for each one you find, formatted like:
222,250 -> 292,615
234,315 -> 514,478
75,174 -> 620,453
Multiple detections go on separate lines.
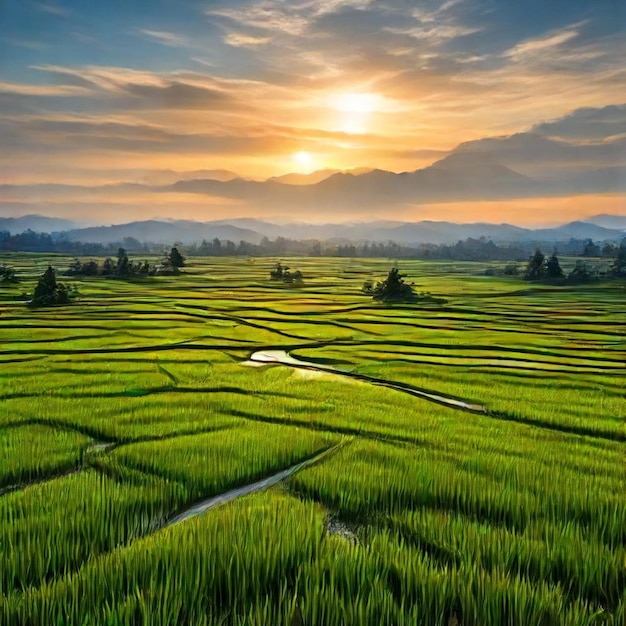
0,254 -> 624,625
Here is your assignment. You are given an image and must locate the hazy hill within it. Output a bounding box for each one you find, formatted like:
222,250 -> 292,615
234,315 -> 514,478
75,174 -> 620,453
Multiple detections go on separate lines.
0,214 -> 78,234
269,170 -> 342,185
2,127 -> 625,221
583,214 -> 626,230
47,218 -> 626,246
528,221 -> 624,242
63,220 -> 265,245
164,147 -> 626,213
136,169 -> 240,185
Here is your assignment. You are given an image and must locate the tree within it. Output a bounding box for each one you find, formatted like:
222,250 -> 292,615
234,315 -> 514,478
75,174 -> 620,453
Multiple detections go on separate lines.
503,263 -> 520,276
545,251 -> 564,279
269,261 -> 303,284
602,243 -> 616,258
101,258 -> 114,275
609,239 -> 626,278
0,264 -> 18,283
116,247 -> 130,276
270,262 -> 285,280
371,267 -> 416,302
524,249 -> 546,280
29,266 -> 71,307
66,259 -> 99,276
168,247 -> 185,269
568,261 -> 595,284
582,239 -> 600,257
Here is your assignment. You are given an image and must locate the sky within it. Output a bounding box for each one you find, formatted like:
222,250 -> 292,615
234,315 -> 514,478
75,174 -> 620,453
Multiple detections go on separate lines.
1,0 -> 625,225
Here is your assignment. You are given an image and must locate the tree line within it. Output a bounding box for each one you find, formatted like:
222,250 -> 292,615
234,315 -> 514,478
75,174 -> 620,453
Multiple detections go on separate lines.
15,248 -> 186,308
3,229 -> 623,262
65,247 -> 185,278
522,243 -> 626,283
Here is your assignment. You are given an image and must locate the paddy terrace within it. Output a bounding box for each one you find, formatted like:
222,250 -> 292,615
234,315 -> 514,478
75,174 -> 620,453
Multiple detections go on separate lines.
0,255 -> 624,625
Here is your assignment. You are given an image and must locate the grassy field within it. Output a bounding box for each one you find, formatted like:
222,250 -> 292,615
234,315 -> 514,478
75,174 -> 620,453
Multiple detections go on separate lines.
0,254 -> 624,625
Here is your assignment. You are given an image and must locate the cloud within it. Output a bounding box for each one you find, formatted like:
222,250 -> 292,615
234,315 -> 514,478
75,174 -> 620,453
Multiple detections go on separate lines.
2,0 -> 625,189
223,33 -> 271,47
29,65 -> 237,110
532,104 -> 626,141
31,1 -> 71,17
0,82 -> 90,96
140,30 -> 190,48
505,26 -> 583,59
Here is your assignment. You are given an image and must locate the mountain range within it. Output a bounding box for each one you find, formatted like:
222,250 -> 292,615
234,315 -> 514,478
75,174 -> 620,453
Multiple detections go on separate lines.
1,130 -> 624,221
2,214 -> 624,246
160,141 -> 624,212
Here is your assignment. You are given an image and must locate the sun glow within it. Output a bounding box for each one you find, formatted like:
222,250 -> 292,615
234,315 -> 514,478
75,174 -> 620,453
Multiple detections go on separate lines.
292,150 -> 313,171
330,92 -> 381,134
332,92 -> 380,113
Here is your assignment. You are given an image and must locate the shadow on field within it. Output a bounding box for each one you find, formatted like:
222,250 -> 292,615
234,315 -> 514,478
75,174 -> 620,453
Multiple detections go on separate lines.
227,409 -> 435,448
0,386 -> 295,401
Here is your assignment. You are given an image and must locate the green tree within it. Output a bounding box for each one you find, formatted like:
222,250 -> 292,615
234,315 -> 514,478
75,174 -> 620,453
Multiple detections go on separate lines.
609,239 -> 626,278
372,267 -> 416,302
524,249 -> 546,280
582,239 -> 600,257
503,263 -> 519,276
101,258 -> 114,276
568,261 -> 595,284
270,262 -> 285,280
0,264 -> 18,283
168,247 -> 185,268
29,266 -> 71,308
545,251 -> 564,279
116,248 -> 129,276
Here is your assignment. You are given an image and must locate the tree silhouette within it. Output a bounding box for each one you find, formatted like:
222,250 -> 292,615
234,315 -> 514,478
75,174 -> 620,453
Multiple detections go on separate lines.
545,251 -> 564,279
568,261 -> 595,284
609,239 -> 626,278
29,266 -> 71,307
116,248 -> 130,276
371,267 -> 416,302
0,264 -> 18,283
582,239 -> 600,257
269,261 -> 303,284
169,247 -> 185,268
524,249 -> 546,280
270,262 -> 285,280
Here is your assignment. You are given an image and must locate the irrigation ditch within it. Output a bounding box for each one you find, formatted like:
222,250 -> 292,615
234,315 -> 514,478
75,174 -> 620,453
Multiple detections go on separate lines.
162,442 -> 345,529
245,349 -> 487,413
243,349 -> 625,442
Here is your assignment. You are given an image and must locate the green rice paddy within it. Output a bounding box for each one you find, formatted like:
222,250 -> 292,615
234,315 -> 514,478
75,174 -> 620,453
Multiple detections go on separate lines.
0,255 -> 624,625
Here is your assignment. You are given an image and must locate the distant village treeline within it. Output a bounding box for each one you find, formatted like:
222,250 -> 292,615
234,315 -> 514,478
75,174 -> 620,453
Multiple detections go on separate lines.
0,228 -> 622,262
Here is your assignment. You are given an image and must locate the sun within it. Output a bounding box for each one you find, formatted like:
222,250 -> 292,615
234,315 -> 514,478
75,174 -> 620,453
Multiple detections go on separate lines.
292,150 -> 313,171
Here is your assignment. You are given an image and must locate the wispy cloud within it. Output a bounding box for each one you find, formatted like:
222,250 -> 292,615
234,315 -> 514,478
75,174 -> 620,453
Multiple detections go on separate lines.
505,24 -> 584,59
0,81 -> 91,96
223,33 -> 271,47
31,1 -> 71,17
140,29 -> 190,48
